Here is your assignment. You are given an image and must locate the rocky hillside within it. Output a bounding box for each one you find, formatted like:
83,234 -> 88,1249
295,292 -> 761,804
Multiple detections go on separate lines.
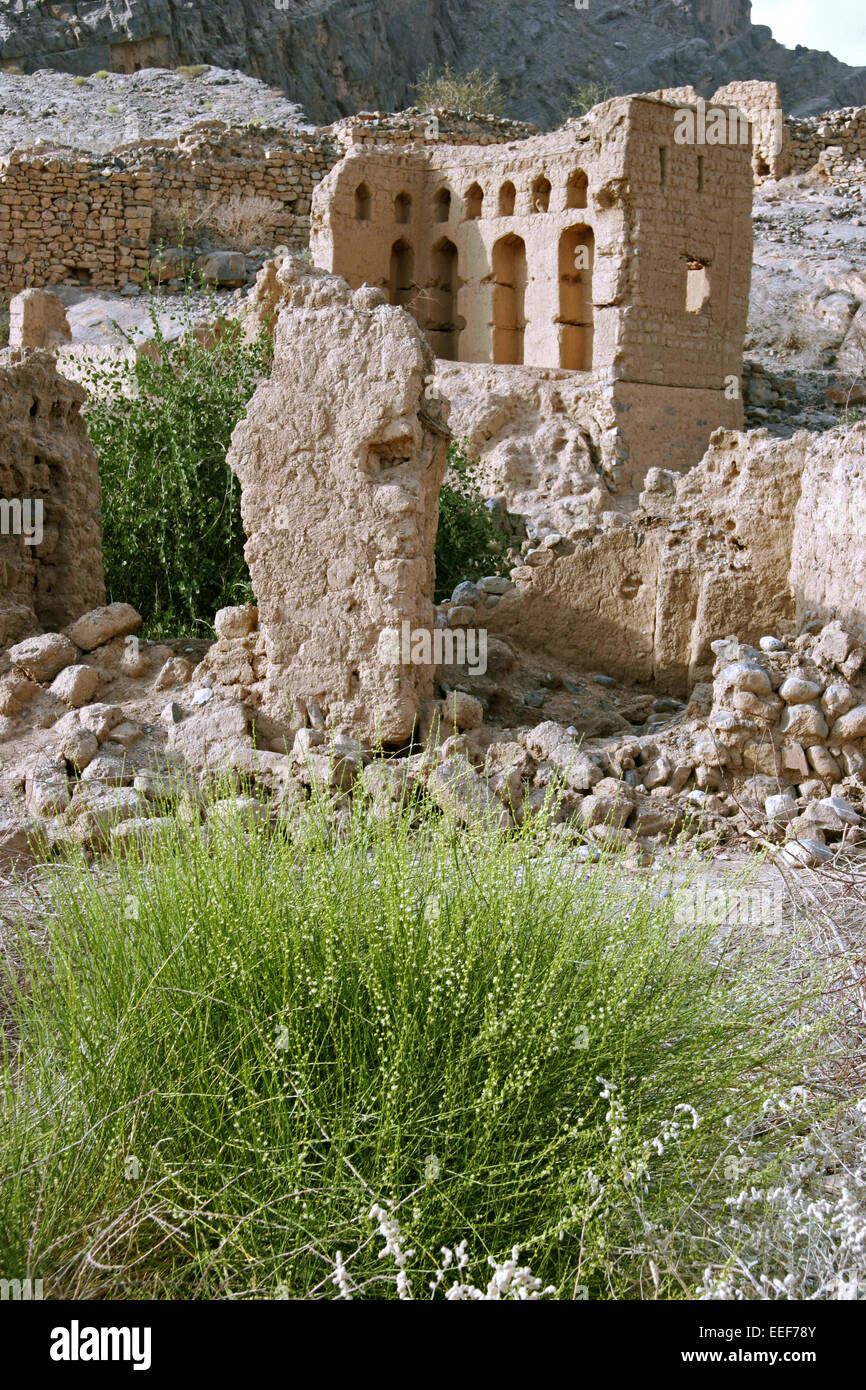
1,0 -> 865,127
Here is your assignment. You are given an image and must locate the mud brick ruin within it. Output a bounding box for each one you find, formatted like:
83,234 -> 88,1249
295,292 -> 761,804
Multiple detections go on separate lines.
312,95 -> 753,487
0,349 -> 104,649
226,260 -> 449,745
3,80 -> 866,867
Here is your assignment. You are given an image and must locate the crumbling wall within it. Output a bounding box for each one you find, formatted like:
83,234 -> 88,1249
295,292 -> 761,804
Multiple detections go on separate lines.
0,150 -> 152,293
485,425 -> 814,694
226,259 -> 449,744
9,289 -> 72,349
789,422 -> 866,632
711,80 -> 790,181
788,107 -> 866,174
313,96 -> 752,387
313,95 -> 750,486
0,349 -> 104,647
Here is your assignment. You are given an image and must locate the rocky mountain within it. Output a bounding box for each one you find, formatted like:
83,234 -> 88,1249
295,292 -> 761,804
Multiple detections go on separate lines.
1,0 -> 864,127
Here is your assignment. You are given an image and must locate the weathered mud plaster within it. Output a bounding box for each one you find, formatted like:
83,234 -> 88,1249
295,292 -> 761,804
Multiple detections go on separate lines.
0,348 -> 104,648
312,94 -> 753,487
226,259 -> 449,743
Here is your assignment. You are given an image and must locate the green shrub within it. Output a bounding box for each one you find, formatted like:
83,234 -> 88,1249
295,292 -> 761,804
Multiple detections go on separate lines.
415,63 -> 506,116
83,286 -> 273,639
434,438 -> 511,601
561,79 -> 616,122
85,294 -> 507,631
0,795 -> 823,1299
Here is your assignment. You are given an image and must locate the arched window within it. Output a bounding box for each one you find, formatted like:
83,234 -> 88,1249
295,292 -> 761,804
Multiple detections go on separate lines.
394,191 -> 412,224
492,234 -> 527,365
558,226 -> 594,370
354,183 -> 371,220
426,238 -> 459,360
498,181 -> 516,216
566,170 -> 588,209
531,175 -> 551,213
465,182 -> 483,220
434,188 -> 451,223
388,239 -> 415,311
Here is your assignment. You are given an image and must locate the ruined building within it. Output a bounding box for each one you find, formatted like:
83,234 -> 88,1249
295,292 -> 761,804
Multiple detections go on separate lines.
311,95 -> 754,486
0,349 -> 104,649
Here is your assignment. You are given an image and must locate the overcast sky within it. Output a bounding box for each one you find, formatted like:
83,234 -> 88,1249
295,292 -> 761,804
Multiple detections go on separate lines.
750,0 -> 866,65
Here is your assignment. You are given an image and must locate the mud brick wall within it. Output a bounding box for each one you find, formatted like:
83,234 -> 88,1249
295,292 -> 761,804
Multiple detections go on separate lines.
0,348 -> 104,645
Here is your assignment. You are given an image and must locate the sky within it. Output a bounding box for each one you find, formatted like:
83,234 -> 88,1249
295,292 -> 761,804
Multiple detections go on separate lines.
750,0 -> 866,66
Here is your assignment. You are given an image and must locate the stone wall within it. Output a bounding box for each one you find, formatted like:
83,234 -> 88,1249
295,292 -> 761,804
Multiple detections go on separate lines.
142,125 -> 340,255
788,108 -> 866,175
0,349 -> 104,647
0,149 -> 152,293
0,125 -> 342,295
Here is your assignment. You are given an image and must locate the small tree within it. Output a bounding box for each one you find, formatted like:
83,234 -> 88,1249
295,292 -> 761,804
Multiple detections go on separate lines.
561,79 -> 616,122
415,63 -> 506,116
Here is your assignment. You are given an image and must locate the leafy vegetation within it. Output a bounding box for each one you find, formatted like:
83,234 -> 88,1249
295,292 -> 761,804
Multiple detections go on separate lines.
84,285 -> 510,633
83,285 -> 272,639
415,63 -> 506,116
435,439 -> 512,601
561,79 -> 617,121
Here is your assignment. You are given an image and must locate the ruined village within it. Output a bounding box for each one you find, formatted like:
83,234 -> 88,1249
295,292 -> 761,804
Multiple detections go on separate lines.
1,0 -> 865,1315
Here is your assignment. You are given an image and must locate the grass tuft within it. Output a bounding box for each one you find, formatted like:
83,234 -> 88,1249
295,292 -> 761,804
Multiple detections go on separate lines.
0,792 -> 830,1299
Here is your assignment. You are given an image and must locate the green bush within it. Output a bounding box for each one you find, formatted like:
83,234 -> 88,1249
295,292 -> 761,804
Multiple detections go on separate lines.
435,439 -> 512,601
0,794 -> 823,1299
561,79 -> 616,122
86,301 -> 508,631
84,288 -> 273,639
415,63 -> 506,116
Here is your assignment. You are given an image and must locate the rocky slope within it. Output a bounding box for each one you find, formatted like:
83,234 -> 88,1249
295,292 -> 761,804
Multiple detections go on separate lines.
1,0 -> 865,127
0,66 -> 311,157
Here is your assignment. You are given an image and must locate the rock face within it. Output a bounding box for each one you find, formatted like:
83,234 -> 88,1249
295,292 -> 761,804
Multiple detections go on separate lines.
226,259 -> 449,744
0,1 -> 864,126
0,349 -> 104,647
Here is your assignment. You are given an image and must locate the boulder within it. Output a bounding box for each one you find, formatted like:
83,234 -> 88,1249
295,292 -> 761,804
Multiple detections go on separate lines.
68,603 -> 141,652
8,633 -> 77,683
